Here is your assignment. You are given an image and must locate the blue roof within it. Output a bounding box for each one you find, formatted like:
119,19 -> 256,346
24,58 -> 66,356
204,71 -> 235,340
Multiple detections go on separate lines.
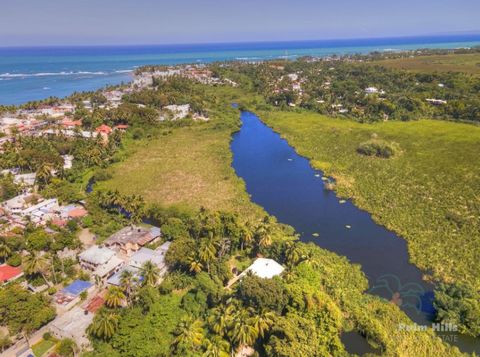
63,279 -> 92,296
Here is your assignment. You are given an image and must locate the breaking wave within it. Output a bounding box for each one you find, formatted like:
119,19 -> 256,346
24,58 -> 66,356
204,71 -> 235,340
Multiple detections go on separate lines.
0,69 -> 133,78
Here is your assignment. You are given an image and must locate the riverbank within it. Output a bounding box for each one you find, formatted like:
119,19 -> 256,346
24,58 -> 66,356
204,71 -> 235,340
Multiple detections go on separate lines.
98,87 -> 265,219
260,110 -> 480,291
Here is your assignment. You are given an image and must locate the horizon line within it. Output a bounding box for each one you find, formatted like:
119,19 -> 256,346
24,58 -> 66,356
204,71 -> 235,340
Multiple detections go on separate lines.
1,32 -> 480,50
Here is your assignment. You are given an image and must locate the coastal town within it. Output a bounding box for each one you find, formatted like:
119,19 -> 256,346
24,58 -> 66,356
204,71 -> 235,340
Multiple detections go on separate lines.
0,47 -> 479,357
0,63 -> 286,357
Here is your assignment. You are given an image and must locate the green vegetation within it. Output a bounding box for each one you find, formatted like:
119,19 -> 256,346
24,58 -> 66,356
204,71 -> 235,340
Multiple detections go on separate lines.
260,110 -> 480,315
32,338 -> 57,357
434,283 -> 480,337
87,207 -> 460,356
99,85 -> 264,218
357,138 -> 399,158
374,53 -> 480,76
0,284 -> 56,337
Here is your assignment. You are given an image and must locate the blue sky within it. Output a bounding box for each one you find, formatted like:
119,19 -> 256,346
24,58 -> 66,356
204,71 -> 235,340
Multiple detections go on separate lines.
0,0 -> 479,46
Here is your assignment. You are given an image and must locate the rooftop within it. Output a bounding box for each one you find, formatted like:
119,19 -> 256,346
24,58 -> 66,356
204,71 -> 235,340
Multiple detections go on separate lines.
79,245 -> 116,265
243,258 -> 284,279
0,264 -> 23,282
104,225 -> 161,247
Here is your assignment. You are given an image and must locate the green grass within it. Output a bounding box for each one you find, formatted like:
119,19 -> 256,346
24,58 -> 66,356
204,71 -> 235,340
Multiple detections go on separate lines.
32,338 -> 56,357
374,53 -> 480,75
99,87 -> 264,219
261,110 -> 480,289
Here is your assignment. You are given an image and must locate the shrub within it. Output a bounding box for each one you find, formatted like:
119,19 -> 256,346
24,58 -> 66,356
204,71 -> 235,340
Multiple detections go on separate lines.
357,139 -> 399,158
93,168 -> 113,182
43,331 -> 52,340
6,253 -> 21,267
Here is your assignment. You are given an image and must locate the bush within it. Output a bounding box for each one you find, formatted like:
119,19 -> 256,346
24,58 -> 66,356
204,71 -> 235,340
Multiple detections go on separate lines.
357,139 -> 399,158
93,168 -> 113,182
237,274 -> 288,313
434,282 -> 480,337
7,253 -> 22,267
43,332 -> 52,341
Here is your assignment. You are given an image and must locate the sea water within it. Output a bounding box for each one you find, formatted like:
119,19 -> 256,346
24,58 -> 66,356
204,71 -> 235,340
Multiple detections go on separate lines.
0,34 -> 479,105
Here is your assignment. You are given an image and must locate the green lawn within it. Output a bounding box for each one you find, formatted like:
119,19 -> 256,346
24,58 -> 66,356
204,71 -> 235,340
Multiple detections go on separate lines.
374,53 -> 480,76
261,110 -> 480,289
32,338 -> 56,357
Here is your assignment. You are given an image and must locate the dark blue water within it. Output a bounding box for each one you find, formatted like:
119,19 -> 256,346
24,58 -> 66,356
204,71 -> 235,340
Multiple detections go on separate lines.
1,35 -> 480,105
231,111 -> 480,353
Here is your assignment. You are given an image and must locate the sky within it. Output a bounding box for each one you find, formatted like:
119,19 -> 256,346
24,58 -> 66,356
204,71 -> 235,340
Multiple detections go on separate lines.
0,0 -> 479,46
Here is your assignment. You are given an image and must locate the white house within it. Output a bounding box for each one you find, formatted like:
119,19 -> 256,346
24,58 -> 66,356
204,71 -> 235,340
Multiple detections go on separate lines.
241,258 -> 285,279
78,246 -> 124,279
365,87 -> 379,94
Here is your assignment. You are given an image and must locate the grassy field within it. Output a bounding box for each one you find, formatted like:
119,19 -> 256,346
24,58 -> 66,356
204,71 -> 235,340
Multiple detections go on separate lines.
261,110 -> 480,289
374,53 -> 480,75
99,88 -> 264,219
32,338 -> 56,357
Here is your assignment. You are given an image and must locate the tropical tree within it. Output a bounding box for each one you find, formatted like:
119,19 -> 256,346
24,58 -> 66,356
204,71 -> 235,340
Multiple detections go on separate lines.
172,317 -> 204,354
105,286 -> 126,308
55,338 -> 79,357
0,243 -> 11,263
255,223 -> 272,250
202,336 -> 230,357
119,269 -> 137,304
240,222 -> 254,251
140,260 -> 160,286
22,252 -> 50,286
88,310 -> 119,340
285,241 -> 302,267
250,310 -> 275,338
188,255 -> 204,274
208,304 -> 234,337
229,309 -> 258,350
198,232 -> 218,273
35,163 -> 53,188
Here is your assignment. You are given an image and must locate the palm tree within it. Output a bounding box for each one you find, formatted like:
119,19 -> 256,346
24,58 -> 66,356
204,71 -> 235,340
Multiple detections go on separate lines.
88,310 -> 119,340
240,223 -> 254,251
285,241 -> 302,267
172,317 -> 204,354
22,252 -> 50,286
230,309 -> 258,349
119,269 -> 137,304
208,304 -> 234,337
105,286 -> 126,308
250,310 -> 275,339
202,336 -> 230,357
188,255 -> 204,274
0,243 -> 11,263
199,233 -> 218,273
140,260 -> 160,286
255,224 -> 272,250
35,163 -> 53,188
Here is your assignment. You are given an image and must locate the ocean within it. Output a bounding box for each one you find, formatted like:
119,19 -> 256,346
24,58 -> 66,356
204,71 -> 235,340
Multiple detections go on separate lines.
1,34 -> 479,105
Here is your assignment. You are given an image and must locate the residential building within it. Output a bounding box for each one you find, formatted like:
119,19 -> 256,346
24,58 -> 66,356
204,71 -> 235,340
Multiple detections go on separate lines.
0,264 -> 23,285
103,225 -> 161,256
78,246 -> 123,279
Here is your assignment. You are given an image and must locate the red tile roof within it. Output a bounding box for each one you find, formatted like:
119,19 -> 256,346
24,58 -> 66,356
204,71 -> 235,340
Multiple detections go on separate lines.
114,124 -> 129,129
68,207 -> 88,218
62,119 -> 82,127
95,124 -> 113,134
0,265 -> 23,283
85,295 -> 105,313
